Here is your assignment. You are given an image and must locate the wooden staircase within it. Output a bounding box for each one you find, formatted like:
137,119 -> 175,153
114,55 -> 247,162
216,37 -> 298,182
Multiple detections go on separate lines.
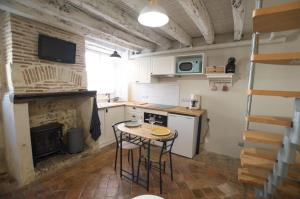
245,115 -> 292,127
251,52 -> 300,65
248,89 -> 300,98
253,1 -> 300,33
244,130 -> 283,146
239,1 -> 300,197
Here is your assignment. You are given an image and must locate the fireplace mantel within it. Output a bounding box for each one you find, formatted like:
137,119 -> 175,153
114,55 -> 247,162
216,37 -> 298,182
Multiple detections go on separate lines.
10,90 -> 97,104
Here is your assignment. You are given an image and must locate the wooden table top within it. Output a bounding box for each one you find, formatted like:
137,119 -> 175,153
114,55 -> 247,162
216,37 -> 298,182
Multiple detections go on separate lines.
117,123 -> 173,141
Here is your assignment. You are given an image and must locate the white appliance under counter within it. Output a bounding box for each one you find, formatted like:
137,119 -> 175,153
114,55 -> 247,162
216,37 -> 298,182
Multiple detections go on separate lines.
167,113 -> 199,158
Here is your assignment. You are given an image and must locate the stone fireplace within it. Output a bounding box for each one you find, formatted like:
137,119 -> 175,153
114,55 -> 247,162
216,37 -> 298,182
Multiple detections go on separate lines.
2,92 -> 97,185
0,13 -> 99,185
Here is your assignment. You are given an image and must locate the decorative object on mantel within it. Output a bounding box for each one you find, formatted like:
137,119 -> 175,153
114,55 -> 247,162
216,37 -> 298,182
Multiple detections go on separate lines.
138,0 -> 169,27
90,97 -> 101,140
225,57 -> 236,73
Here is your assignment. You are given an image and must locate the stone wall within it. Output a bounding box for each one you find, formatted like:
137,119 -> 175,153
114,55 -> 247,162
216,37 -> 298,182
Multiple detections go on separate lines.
9,15 -> 87,93
28,98 -> 83,136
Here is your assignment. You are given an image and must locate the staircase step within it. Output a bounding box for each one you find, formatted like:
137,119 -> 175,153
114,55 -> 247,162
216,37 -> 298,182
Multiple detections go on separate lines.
245,115 -> 292,127
238,167 -> 270,180
276,179 -> 300,199
241,148 -> 277,161
244,130 -> 283,146
289,152 -> 300,170
248,89 -> 300,98
253,1 -> 300,32
288,169 -> 300,180
238,168 -> 265,186
251,52 -> 300,65
240,153 -> 274,170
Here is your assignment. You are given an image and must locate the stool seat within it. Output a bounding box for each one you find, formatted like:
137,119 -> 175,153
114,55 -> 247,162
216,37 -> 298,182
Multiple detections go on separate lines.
120,141 -> 139,150
132,195 -> 164,199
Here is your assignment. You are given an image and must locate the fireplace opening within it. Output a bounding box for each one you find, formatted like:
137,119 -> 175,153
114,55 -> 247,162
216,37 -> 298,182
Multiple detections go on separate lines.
30,122 -> 64,165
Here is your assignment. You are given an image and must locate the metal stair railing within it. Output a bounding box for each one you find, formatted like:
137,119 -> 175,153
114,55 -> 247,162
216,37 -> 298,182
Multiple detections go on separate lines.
263,98 -> 300,198
245,0 -> 262,131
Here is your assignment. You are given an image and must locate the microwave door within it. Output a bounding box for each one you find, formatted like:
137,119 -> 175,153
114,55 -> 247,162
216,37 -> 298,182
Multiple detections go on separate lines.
179,62 -> 193,72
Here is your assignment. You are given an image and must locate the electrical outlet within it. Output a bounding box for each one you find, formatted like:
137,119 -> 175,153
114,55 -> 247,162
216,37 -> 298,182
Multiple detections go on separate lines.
238,142 -> 244,147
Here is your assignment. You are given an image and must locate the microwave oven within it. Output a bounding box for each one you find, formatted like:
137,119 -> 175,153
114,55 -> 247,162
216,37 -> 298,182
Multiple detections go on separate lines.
176,55 -> 204,74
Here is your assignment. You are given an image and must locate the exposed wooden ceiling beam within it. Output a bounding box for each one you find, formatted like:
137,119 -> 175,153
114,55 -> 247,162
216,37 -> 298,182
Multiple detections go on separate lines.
68,0 -> 172,48
6,0 -> 155,51
231,0 -> 246,40
176,0 -> 214,44
119,0 -> 192,46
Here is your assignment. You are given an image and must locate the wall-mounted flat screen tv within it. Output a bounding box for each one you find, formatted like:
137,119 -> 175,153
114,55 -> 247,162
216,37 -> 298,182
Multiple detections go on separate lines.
38,34 -> 76,64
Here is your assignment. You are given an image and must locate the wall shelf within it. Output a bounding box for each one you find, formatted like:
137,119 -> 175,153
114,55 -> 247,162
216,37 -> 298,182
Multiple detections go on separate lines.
206,73 -> 234,86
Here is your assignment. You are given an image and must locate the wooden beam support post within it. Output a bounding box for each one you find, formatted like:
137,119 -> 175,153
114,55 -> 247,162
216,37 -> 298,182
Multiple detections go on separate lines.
6,0 -> 155,51
119,0 -> 192,46
176,0 -> 214,44
231,0 -> 246,40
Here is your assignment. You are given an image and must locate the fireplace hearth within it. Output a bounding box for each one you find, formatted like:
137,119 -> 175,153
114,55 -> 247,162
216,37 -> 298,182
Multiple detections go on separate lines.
30,122 -> 64,165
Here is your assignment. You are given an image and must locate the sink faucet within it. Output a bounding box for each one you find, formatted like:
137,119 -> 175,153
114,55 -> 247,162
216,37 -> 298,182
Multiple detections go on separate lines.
105,93 -> 111,103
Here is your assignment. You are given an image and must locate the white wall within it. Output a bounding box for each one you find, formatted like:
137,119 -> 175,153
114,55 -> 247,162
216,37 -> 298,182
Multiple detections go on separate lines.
130,34 -> 300,158
131,83 -> 179,105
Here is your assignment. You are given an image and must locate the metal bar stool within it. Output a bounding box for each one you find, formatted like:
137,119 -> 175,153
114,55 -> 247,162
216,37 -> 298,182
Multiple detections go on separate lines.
137,131 -> 178,194
112,121 -> 140,180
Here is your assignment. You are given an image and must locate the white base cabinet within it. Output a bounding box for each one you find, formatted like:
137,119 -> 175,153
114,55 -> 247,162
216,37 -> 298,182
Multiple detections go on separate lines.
97,106 -> 125,147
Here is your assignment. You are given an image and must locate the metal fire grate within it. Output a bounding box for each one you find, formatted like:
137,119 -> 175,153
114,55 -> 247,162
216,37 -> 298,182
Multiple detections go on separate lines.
30,122 -> 64,165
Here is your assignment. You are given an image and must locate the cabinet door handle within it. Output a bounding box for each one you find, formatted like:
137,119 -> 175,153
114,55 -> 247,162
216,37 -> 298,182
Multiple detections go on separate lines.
106,108 -> 108,113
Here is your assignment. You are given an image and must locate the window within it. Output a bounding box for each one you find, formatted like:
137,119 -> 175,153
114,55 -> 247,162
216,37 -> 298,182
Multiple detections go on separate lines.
85,49 -> 128,99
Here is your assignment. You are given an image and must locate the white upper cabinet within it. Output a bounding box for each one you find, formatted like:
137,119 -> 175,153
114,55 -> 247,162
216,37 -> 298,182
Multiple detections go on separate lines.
151,56 -> 175,75
128,57 -> 151,83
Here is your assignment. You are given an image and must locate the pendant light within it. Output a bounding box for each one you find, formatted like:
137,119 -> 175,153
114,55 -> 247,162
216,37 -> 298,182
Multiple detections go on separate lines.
138,0 -> 169,27
110,50 -> 121,58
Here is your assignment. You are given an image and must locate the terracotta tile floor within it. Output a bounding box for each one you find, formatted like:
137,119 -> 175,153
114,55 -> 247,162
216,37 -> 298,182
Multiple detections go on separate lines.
0,145 -> 255,199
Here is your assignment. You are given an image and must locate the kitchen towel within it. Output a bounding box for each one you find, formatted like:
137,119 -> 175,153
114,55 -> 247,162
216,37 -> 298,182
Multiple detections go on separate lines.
90,97 -> 101,140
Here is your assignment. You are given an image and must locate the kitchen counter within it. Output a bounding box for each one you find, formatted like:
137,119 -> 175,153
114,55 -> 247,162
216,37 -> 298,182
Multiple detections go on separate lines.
98,101 -> 206,117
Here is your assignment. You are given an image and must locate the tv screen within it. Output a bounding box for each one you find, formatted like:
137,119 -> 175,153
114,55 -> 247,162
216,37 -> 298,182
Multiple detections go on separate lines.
38,34 -> 76,64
